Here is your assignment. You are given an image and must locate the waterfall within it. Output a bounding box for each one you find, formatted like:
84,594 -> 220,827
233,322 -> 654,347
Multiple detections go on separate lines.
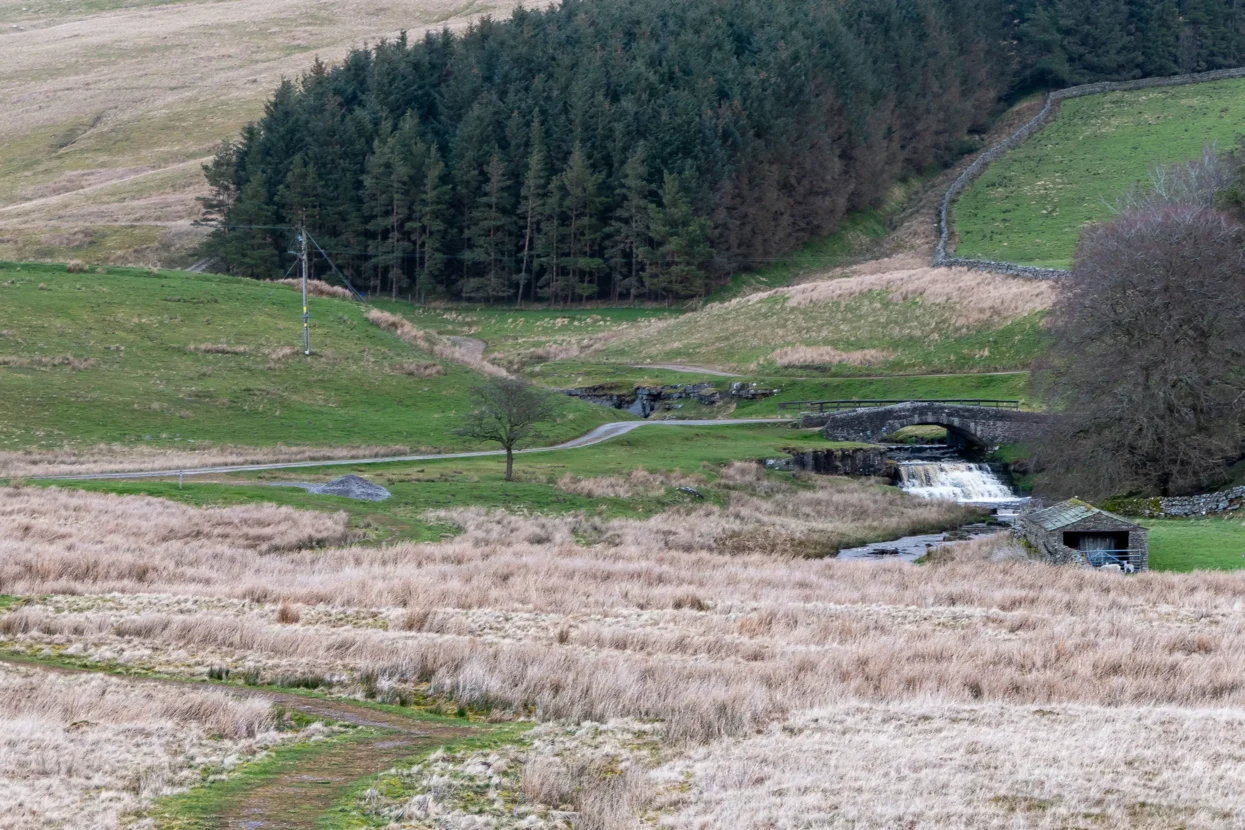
898,461 -> 1023,505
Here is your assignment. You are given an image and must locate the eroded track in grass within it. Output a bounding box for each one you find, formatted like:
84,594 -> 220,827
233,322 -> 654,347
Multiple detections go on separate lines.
0,657 -> 479,829
213,729 -> 471,830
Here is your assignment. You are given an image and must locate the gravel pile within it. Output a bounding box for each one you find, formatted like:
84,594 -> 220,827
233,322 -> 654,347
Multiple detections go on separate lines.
275,474 -> 391,502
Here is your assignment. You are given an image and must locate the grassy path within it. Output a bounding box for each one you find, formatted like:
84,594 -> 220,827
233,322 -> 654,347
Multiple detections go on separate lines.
0,655 -> 505,829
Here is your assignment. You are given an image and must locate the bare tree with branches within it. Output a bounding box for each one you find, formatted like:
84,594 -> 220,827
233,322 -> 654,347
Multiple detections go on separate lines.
457,377 -> 558,481
1034,204 -> 1245,498
1110,143 -> 1236,215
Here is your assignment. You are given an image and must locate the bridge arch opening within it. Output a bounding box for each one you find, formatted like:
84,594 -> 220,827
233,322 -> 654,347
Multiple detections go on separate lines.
878,419 -> 988,450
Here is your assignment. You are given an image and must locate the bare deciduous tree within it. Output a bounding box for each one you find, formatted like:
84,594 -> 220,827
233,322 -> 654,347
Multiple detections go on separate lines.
1111,143 -> 1235,214
457,377 -> 557,481
1034,205 -> 1245,498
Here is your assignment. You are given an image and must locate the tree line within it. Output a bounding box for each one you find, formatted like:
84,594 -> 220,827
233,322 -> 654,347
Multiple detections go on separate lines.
1014,0 -> 1245,89
201,0 -> 1245,304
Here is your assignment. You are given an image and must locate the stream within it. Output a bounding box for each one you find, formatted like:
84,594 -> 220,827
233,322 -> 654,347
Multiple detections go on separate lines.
837,453 -> 1026,562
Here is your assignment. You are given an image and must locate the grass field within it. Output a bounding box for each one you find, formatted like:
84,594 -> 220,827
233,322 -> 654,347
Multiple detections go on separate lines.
0,0 -> 520,265
1146,516 -> 1245,572
533,362 -> 1031,405
62,424 -> 853,543
583,263 -> 1055,376
0,261 -> 613,455
955,77 -> 1245,267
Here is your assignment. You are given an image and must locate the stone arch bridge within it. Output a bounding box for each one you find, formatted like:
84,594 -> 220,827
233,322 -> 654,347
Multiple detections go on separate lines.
801,400 -> 1047,448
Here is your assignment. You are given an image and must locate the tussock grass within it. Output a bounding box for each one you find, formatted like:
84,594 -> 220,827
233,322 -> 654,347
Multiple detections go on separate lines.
590,263 -> 1054,375
4,484 -> 1243,748
556,469 -> 678,499
186,343 -> 249,355
0,485 -> 352,557
652,700 -> 1245,828
771,345 -> 893,368
0,354 -> 94,370
5,482 -> 1245,823
0,662 -> 285,830
366,309 -> 508,377
275,278 -> 352,300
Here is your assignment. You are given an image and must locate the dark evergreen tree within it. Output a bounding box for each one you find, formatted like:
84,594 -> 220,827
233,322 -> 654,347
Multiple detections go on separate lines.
203,0 -> 1231,302
515,115 -> 548,307
463,150 -> 516,300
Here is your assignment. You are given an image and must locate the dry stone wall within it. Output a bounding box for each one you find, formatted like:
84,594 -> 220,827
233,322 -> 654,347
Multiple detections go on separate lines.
935,66 -> 1245,277
1160,486 -> 1245,517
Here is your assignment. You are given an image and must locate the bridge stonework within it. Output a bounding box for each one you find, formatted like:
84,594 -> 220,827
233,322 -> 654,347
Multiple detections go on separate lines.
811,402 -> 1047,447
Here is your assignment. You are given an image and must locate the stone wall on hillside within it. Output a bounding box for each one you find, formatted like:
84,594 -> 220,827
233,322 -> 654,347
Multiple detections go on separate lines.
934,65 -> 1245,277
1160,486 -> 1245,517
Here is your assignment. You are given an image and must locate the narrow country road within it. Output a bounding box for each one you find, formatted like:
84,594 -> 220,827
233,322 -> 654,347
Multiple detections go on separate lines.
630,363 -> 743,377
40,418 -> 792,482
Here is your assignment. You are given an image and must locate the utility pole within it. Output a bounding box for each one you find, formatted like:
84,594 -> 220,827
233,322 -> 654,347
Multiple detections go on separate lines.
300,227 -> 310,356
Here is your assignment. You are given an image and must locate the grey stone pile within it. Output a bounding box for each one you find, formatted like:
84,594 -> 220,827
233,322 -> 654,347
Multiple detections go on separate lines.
276,474 -> 392,502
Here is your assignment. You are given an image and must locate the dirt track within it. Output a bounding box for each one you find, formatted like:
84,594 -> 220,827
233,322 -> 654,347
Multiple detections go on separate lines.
38,418 -> 792,482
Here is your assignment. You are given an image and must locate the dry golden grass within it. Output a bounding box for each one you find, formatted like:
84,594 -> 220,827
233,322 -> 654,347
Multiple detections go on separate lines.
555,469 -> 676,499
0,442 -> 412,478
0,662 -> 284,830
366,309 -> 508,377
770,345 -> 894,368
651,701 -> 1245,829
0,354 -> 94,370
2,485 -> 1243,743
7,483 -> 1245,823
593,263 -> 1056,373
276,278 -> 353,301
185,343 -> 249,355
0,0 -> 523,264
0,484 -> 352,557
746,264 -> 1057,327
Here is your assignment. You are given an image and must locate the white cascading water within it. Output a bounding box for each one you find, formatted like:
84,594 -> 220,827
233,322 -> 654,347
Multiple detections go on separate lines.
898,461 -> 1023,505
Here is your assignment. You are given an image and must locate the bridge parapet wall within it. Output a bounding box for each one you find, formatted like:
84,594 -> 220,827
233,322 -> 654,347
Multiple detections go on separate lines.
818,402 -> 1046,446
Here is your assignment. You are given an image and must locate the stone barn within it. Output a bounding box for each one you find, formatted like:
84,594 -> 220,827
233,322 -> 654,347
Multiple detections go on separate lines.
1020,499 -> 1148,572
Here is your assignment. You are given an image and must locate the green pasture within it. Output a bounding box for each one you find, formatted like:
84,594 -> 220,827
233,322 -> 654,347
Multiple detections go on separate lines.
57,423 -> 850,543
1145,517 -> 1245,572
0,262 -> 614,453
955,77 -> 1245,268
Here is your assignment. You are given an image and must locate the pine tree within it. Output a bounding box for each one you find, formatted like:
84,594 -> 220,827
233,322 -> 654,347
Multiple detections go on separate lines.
463,150 -> 516,301
559,144 -> 606,304
1131,0 -> 1180,76
644,173 -> 713,300
278,156 -> 324,237
516,115 -> 547,307
415,145 -> 450,303
216,173 -> 280,279
605,148 -> 652,303
363,122 -> 413,299
199,139 -> 239,227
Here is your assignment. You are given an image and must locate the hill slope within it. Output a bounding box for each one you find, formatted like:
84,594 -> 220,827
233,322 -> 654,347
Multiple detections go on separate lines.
582,257 -> 1056,376
0,0 -> 517,266
0,262 -> 612,463
954,77 -> 1245,268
